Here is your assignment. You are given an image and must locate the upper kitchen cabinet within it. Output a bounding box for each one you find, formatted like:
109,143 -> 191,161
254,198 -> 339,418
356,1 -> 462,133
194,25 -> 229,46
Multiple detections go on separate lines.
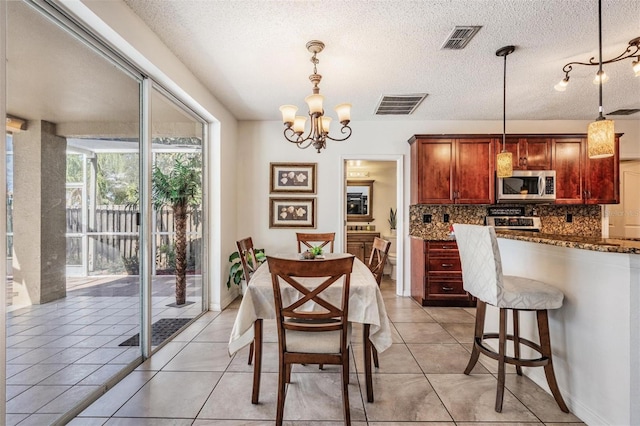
584,136 -> 620,204
498,137 -> 552,170
409,135 -> 495,204
552,135 -> 620,205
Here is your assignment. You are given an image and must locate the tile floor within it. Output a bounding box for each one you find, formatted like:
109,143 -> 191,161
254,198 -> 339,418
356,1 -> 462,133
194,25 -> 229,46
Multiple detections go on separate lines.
63,277 -> 585,425
6,276 -> 203,426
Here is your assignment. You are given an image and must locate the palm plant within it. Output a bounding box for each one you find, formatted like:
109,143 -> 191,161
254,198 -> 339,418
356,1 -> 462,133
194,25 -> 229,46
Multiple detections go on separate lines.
152,154 -> 202,305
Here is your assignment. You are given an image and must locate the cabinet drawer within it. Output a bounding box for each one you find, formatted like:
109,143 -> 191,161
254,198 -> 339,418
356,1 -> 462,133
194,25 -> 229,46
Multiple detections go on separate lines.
428,258 -> 461,272
428,279 -> 466,296
427,241 -> 457,251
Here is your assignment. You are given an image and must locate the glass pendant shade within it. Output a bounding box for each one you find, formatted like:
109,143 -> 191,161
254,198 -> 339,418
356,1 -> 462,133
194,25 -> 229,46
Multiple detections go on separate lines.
633,59 -> 640,76
293,116 -> 307,134
496,151 -> 513,178
554,78 -> 569,92
335,103 -> 352,124
305,94 -> 324,114
592,70 -> 609,84
279,105 -> 297,125
587,119 -> 615,158
320,116 -> 332,134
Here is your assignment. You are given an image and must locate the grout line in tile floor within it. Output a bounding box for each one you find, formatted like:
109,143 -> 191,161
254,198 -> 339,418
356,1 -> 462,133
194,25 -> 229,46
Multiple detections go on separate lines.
57,276 -> 586,425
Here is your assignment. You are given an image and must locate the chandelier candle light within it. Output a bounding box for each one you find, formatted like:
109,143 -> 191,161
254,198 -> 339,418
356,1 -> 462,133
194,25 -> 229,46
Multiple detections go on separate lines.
496,45 -> 516,179
279,40 -> 352,153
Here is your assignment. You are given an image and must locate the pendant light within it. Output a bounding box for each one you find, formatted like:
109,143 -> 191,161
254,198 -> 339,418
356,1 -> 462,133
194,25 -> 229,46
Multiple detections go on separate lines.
496,45 -> 515,178
587,0 -> 615,159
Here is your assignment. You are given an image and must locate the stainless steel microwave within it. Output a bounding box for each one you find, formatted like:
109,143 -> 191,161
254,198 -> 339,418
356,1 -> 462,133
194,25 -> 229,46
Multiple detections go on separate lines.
496,170 -> 556,203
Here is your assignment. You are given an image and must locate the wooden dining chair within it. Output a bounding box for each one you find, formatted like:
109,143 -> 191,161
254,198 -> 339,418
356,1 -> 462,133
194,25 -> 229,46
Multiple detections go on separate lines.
296,232 -> 335,253
236,237 -> 260,366
367,237 -> 391,368
267,255 -> 355,426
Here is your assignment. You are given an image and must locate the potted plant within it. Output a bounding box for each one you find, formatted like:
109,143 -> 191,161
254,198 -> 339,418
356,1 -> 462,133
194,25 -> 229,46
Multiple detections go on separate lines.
226,248 -> 266,291
388,207 -> 397,234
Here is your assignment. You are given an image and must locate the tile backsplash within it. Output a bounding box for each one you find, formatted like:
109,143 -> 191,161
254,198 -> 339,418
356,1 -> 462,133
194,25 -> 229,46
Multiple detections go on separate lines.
409,204 -> 602,240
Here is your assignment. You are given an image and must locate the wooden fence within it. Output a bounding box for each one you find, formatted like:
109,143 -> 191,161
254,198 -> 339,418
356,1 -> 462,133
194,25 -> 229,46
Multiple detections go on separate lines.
70,205 -> 202,274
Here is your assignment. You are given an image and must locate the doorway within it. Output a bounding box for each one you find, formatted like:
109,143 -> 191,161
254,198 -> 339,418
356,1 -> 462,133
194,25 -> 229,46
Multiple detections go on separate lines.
341,156 -> 404,295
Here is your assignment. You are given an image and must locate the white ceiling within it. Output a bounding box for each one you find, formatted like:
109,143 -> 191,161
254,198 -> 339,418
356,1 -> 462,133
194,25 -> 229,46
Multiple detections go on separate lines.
120,0 -> 640,122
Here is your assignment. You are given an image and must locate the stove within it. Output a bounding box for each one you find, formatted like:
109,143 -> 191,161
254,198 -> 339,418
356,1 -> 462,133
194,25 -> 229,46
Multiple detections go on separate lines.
486,216 -> 542,232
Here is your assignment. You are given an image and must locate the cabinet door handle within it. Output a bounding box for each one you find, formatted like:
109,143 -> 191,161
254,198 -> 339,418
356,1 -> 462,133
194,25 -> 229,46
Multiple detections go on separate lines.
442,286 -> 454,291
441,245 -> 448,249
523,157 -> 528,166
441,263 -> 453,267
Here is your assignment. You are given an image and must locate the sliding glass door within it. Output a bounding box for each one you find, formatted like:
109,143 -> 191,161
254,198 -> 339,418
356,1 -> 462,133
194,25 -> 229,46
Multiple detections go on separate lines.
4,1 -> 208,423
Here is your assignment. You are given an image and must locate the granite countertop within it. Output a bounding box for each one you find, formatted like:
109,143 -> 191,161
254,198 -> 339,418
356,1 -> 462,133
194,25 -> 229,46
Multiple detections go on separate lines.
495,230 -> 640,255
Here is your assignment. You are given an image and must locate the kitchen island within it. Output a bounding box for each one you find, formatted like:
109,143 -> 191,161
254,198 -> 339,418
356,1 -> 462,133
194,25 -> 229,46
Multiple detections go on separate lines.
489,231 -> 639,426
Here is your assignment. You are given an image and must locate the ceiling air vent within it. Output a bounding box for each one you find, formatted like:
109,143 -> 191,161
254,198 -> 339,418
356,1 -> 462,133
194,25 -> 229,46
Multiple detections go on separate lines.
375,94 -> 428,115
441,26 -> 482,50
608,108 -> 640,116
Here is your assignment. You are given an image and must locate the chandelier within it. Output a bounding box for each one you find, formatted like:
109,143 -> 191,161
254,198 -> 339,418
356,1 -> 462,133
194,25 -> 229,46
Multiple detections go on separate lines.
279,40 -> 352,153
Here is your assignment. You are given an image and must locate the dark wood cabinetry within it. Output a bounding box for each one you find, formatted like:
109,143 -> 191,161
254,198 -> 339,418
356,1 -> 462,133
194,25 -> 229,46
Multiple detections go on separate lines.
410,237 -> 475,307
552,135 -> 620,204
346,232 -> 380,263
498,137 -> 551,170
409,136 -> 495,205
410,133 -> 620,206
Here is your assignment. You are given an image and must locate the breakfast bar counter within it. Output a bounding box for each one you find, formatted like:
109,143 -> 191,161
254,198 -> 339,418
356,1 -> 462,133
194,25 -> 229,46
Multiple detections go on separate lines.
495,229 -> 640,254
488,234 -> 640,426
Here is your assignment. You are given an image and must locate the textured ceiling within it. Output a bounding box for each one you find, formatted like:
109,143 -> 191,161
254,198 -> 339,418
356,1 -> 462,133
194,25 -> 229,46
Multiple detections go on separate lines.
121,0 -> 640,122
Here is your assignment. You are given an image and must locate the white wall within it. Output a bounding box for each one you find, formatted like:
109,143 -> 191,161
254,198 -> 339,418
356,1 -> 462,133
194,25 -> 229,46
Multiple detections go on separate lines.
238,118 -> 640,297
68,0 -> 240,310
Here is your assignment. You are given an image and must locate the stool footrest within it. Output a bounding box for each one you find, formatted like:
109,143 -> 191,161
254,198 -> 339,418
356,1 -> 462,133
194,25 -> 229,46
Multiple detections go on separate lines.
475,334 -> 550,368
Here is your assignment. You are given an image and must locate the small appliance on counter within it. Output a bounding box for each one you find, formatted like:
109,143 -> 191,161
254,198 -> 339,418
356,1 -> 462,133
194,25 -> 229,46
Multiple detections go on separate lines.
496,170 -> 556,203
485,206 -> 542,232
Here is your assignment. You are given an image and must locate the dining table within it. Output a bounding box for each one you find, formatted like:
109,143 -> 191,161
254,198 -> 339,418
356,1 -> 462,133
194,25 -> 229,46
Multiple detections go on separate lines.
228,252 -> 393,404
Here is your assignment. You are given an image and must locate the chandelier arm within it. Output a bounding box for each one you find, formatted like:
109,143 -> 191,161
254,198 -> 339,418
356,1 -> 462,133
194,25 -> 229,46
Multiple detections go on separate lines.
325,125 -> 352,142
561,39 -> 640,78
283,127 -> 314,150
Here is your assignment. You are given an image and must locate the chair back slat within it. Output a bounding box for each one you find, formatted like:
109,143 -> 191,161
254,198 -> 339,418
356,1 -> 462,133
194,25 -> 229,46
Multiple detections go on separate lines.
296,232 -> 335,253
368,237 -> 391,285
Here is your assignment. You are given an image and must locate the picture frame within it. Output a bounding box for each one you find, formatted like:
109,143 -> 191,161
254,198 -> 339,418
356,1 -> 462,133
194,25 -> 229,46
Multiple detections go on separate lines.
269,197 -> 316,228
270,162 -> 317,194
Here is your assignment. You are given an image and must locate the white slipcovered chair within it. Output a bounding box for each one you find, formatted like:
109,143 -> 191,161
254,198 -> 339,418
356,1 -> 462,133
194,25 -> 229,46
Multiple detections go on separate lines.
453,224 -> 569,413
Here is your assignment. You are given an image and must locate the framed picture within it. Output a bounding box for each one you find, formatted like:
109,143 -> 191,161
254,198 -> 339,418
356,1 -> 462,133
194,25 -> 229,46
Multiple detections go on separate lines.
269,197 -> 316,228
270,162 -> 317,194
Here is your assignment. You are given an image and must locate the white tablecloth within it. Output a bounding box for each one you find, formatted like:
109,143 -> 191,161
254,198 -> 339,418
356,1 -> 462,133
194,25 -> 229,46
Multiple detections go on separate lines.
228,254 -> 393,356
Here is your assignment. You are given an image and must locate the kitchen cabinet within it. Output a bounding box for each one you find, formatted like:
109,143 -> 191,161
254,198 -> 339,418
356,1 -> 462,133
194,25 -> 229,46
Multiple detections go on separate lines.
409,136 -> 495,204
498,137 -> 551,170
552,135 -> 620,204
346,232 -> 380,263
410,237 -> 475,307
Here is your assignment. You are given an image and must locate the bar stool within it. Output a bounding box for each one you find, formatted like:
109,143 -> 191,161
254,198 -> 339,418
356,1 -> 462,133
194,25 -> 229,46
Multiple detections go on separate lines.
453,224 -> 569,413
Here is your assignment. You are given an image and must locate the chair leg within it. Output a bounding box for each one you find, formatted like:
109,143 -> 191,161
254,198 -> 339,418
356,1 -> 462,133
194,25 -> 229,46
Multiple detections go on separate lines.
513,310 -> 523,376
464,300 -> 486,375
341,351 -> 351,425
537,310 -> 570,413
495,308 -> 508,413
247,341 -> 254,365
285,363 -> 292,384
251,319 -> 263,404
372,344 -> 379,368
276,359 -> 287,426
363,323 -> 374,402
